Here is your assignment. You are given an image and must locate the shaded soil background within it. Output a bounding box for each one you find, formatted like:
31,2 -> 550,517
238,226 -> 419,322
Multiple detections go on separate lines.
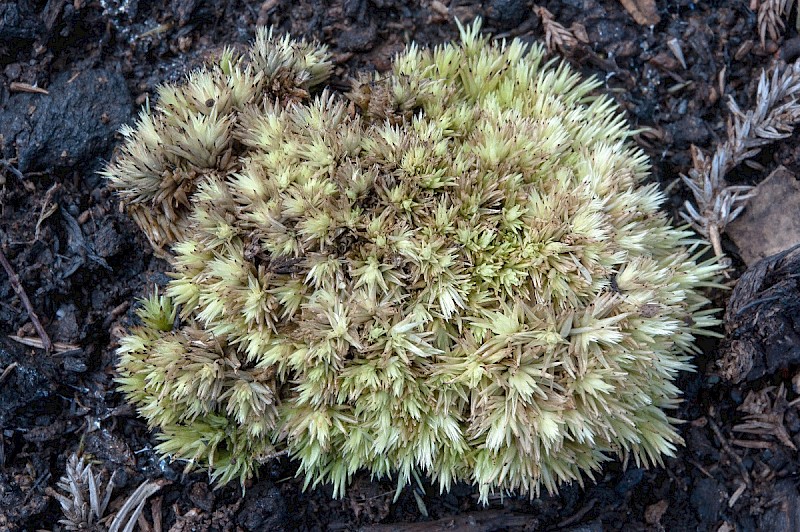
2,0 -> 800,530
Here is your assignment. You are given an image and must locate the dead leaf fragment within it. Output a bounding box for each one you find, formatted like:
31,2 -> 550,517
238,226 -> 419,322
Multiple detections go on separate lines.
727,166 -> 800,266
534,6 -> 577,52
733,384 -> 797,451
618,0 -> 660,26
430,0 -> 449,18
645,500 -> 669,526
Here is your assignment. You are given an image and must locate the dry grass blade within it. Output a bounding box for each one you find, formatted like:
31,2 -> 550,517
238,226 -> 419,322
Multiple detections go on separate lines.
108,479 -> 166,532
0,361 -> 18,384
9,335 -> 81,354
8,82 -> 49,95
680,60 -> 800,260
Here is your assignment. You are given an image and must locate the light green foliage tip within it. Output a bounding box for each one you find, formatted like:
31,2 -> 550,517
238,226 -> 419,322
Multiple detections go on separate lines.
107,21 -> 721,502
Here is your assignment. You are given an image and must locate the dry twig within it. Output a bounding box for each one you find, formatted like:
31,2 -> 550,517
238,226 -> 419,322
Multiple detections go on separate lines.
0,247 -> 52,353
681,60 -> 800,260
0,159 -> 25,182
707,414 -> 752,487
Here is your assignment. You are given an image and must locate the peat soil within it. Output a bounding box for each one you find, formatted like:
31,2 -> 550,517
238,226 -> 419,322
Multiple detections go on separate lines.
2,0 -> 800,530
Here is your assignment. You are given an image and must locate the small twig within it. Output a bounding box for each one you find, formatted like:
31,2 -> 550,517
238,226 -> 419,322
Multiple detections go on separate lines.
707,415 -> 752,487
557,498 -> 597,528
0,159 -> 25,182
151,496 -> 163,532
687,458 -> 715,479
731,439 -> 773,449
729,481 -> 748,508
0,248 -> 52,353
137,511 -> 154,532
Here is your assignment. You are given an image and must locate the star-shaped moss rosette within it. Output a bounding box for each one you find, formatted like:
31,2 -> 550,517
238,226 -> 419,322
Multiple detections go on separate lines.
103,28 -> 332,253
108,21 -> 721,503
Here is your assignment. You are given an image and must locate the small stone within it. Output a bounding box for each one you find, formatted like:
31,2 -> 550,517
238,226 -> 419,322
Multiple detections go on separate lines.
691,478 -> 724,525
665,115 -> 710,147
485,0 -> 528,29
237,483 -> 287,531
615,468 -> 644,494
337,24 -> 377,52
93,222 -> 124,258
759,480 -> 800,531
54,303 -> 80,344
188,482 -> 215,512
4,63 -> 22,81
62,356 -> 87,373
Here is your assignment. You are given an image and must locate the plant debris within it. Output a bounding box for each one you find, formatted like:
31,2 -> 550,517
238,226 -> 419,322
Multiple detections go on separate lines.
681,60 -> 800,262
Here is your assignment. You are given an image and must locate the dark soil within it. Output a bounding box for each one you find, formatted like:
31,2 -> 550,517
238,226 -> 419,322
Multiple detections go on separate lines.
2,1 -> 800,530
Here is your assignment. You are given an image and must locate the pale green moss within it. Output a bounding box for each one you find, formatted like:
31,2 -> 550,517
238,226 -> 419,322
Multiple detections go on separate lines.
108,21 -> 721,503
